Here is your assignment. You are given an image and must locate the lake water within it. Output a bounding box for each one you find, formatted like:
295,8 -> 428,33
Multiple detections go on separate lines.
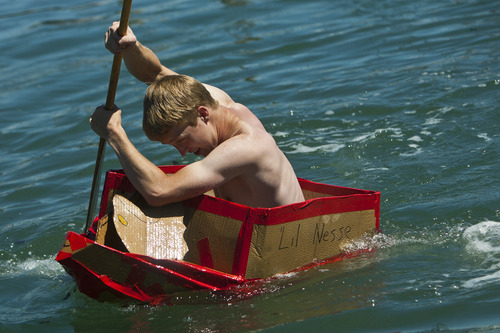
1,0 -> 499,331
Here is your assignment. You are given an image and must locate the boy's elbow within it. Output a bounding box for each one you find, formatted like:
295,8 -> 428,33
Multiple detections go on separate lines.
142,191 -> 168,207
145,197 -> 164,207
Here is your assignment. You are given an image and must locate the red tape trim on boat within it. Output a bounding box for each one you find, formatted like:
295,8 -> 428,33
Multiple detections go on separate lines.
231,212 -> 254,276
197,238 -> 214,269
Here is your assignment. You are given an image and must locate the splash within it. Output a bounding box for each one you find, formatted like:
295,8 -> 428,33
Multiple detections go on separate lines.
342,232 -> 393,253
0,255 -> 63,279
463,221 -> 500,255
462,220 -> 500,289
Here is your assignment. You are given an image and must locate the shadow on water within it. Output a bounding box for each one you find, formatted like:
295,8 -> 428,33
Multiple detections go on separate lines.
63,249 -> 384,332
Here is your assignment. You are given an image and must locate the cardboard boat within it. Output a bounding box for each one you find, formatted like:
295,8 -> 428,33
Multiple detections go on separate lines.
56,165 -> 380,304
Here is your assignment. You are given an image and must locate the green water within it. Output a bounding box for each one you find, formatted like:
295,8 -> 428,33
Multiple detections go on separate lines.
1,0 -> 499,332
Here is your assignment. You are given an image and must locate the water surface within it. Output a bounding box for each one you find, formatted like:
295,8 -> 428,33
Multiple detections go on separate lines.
1,0 -> 499,331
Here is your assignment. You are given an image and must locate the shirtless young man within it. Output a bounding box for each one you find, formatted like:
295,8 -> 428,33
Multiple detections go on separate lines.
90,22 -> 304,208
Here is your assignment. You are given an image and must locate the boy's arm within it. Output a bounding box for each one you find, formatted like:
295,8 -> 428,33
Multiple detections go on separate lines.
105,22 -> 176,84
123,41 -> 176,84
105,22 -> 235,106
90,105 -> 220,205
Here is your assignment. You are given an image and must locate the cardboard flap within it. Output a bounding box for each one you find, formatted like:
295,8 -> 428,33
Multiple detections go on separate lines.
112,194 -> 188,260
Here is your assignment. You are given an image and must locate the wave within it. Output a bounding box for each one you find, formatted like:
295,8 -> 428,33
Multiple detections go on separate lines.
462,220 -> 500,289
0,256 -> 63,279
287,143 -> 345,154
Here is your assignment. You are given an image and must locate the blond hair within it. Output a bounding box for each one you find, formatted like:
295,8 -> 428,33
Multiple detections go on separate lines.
143,75 -> 218,141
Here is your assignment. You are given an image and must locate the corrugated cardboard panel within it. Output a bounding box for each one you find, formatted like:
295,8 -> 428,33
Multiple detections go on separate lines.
183,209 -> 242,274
95,215 -> 109,245
302,189 -> 328,200
112,195 -> 188,260
72,241 -> 135,284
71,240 -> 204,296
95,214 -> 129,253
245,209 -> 376,279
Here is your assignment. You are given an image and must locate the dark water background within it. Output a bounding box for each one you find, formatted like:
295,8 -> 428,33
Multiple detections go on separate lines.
1,0 -> 499,332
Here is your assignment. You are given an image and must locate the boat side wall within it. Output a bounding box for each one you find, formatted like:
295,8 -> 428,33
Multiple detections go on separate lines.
98,166 -> 380,279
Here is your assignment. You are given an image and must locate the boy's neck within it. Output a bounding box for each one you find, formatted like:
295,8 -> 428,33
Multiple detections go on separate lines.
214,106 -> 247,143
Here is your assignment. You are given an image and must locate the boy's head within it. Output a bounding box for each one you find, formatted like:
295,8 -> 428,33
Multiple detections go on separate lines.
143,75 -> 218,141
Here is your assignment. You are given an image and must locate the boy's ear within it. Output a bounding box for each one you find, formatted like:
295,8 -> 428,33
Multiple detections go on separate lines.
197,106 -> 209,123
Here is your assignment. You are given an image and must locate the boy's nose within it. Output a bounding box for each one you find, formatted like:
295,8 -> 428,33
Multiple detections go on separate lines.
174,144 -> 187,157
178,147 -> 187,157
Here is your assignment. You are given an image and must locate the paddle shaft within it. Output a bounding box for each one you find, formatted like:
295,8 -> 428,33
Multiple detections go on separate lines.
84,0 -> 133,232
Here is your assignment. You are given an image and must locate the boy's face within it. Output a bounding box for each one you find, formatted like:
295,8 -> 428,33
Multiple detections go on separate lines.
161,117 -> 215,157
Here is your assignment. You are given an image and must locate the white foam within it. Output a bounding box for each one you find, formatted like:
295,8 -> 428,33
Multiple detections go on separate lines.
477,133 -> 492,142
463,270 -> 500,289
463,221 -> 500,255
424,117 -> 442,126
288,143 -> 345,154
365,167 -> 389,171
351,132 -> 373,143
437,106 -> 453,114
343,232 -> 394,253
351,128 -> 403,143
408,135 -> 423,142
273,131 -> 289,137
1,257 -> 63,279
400,147 -> 423,156
462,221 -> 500,289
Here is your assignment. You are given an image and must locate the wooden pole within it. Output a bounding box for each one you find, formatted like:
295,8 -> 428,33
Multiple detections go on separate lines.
84,0 -> 133,232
